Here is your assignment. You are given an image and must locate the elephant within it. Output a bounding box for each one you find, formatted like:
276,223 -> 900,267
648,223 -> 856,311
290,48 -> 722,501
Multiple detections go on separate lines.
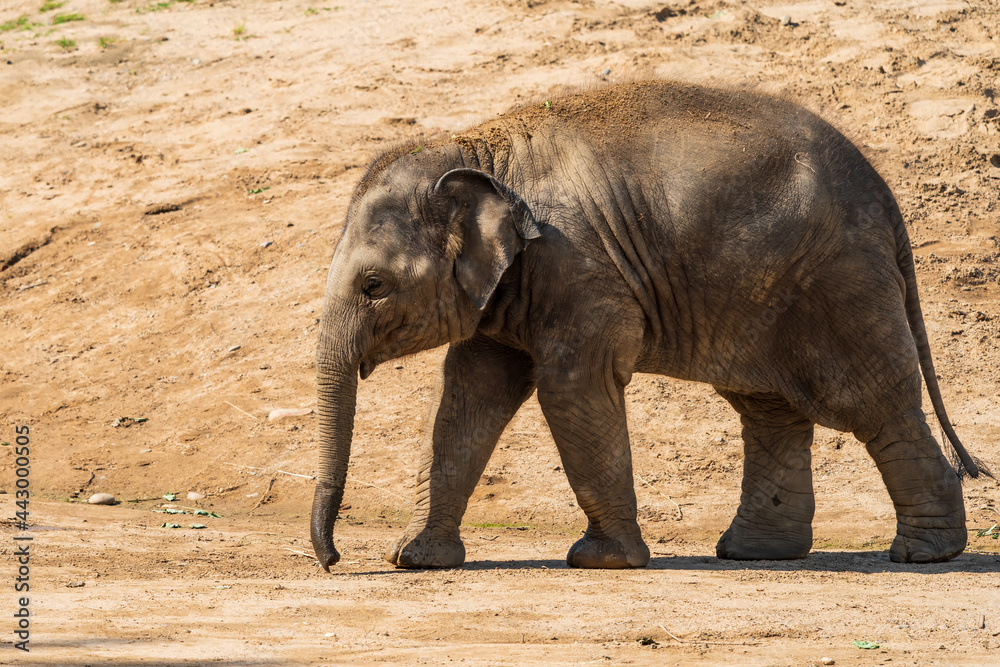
311,80 -> 980,571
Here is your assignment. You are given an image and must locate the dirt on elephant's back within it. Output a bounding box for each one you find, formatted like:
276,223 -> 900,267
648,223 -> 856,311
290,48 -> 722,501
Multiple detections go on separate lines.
457,80 -> 773,152
1,0 -> 998,664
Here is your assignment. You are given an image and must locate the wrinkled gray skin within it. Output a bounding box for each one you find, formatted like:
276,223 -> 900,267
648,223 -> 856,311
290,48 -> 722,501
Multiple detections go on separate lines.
312,81 -> 979,571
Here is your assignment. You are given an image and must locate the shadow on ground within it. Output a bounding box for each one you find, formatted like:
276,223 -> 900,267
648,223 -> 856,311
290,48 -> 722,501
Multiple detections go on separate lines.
342,550 -> 1000,575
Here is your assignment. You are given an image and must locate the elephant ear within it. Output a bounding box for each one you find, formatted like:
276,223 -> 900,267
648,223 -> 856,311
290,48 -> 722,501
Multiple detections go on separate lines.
433,168 -> 541,311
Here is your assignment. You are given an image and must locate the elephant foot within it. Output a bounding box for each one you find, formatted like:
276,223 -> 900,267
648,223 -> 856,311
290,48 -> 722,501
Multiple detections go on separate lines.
863,408 -> 968,564
567,533 -> 650,569
889,527 -> 966,563
384,527 -> 465,569
716,523 -> 811,560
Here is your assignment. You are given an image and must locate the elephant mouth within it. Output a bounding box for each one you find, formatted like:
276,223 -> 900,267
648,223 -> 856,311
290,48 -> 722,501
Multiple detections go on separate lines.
359,359 -> 376,380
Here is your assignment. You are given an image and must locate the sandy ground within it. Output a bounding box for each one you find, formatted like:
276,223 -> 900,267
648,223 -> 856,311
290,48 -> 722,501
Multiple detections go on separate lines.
1,0 -> 999,664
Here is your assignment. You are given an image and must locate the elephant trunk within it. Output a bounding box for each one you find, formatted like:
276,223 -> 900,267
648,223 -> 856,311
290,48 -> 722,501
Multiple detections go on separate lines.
310,343 -> 359,571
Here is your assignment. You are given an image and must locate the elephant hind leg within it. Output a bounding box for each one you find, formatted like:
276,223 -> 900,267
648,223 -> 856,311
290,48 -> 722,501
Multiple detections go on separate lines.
716,391 -> 815,560
860,408 -> 966,563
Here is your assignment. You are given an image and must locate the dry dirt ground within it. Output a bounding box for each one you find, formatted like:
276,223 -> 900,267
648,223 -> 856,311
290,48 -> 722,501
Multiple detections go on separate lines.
2,0 -> 1000,664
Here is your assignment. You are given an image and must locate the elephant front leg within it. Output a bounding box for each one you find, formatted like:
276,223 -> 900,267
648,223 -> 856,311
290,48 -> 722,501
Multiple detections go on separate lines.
385,335 -> 535,569
716,392 -> 815,560
537,376 -> 650,569
862,408 -> 966,563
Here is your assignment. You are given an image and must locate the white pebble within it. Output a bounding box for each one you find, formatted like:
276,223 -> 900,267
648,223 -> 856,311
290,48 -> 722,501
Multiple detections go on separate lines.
820,659 -> 835,666
187,491 -> 205,501
268,407 -> 313,421
780,15 -> 791,25
88,493 -> 116,505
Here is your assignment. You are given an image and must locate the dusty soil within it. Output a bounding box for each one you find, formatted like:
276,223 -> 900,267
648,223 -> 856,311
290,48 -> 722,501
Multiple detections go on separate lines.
2,0 -> 999,664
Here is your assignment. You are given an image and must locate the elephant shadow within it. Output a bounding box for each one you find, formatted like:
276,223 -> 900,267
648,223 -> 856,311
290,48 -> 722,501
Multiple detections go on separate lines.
343,550 -> 999,575
649,551 -> 1000,574
456,550 -> 1000,573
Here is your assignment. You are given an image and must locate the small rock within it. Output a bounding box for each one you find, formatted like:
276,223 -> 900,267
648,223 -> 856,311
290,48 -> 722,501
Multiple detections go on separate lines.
268,407 -> 313,421
990,154 -> 1000,169
394,364 -> 404,370
192,58 -> 200,65
88,493 -> 116,505
66,581 -> 86,588
780,15 -> 791,25
260,241 -> 273,248
228,345 -> 241,352
246,493 -> 259,498
603,68 -> 611,75
139,448 -> 152,454
821,659 -> 835,666
187,491 -> 206,501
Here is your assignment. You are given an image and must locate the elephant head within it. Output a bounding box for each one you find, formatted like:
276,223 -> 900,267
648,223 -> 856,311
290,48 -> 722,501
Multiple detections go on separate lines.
311,149 -> 541,570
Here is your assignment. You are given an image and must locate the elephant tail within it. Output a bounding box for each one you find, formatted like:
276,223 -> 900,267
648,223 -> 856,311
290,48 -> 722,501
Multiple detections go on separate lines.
894,215 -> 983,479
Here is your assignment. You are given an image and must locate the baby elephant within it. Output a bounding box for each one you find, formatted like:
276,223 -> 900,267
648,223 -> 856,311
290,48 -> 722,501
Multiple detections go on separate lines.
312,81 -> 979,570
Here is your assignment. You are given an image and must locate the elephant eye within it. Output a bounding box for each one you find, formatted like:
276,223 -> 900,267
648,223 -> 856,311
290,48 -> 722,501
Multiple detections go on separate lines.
362,274 -> 386,298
